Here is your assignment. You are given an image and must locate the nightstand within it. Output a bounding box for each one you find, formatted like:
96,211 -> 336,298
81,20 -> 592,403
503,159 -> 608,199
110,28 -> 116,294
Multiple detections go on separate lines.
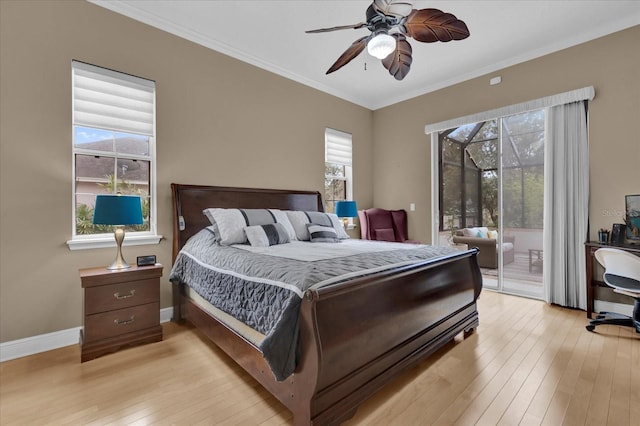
79,264 -> 163,362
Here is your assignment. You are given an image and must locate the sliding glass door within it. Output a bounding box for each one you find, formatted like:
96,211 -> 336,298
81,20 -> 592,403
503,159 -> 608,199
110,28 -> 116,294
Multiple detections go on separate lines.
435,110 -> 545,299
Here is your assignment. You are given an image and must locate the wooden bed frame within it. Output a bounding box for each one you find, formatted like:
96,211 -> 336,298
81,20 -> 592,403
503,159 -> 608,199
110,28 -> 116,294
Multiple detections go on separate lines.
171,183 -> 483,425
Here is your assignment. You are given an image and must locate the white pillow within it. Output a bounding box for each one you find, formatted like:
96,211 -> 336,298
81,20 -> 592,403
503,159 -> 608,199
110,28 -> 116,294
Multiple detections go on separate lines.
462,227 -> 489,238
461,227 -> 475,237
204,224 -> 220,243
487,230 -> 498,239
286,210 -> 349,241
203,208 -> 297,245
244,223 -> 291,247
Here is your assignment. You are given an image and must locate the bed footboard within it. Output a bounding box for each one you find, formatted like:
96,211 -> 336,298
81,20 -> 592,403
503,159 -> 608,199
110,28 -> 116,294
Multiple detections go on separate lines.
292,249 -> 482,425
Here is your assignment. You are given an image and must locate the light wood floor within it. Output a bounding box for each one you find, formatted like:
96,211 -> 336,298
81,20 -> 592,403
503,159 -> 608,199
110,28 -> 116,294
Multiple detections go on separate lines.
1,291 -> 638,425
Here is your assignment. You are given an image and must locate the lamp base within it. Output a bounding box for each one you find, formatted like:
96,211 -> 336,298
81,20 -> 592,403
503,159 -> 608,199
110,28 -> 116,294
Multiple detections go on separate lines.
106,258 -> 131,270
106,227 -> 131,270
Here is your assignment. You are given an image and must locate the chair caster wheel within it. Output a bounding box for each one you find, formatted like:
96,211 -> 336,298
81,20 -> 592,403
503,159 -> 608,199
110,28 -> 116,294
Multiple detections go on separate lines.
586,325 -> 595,332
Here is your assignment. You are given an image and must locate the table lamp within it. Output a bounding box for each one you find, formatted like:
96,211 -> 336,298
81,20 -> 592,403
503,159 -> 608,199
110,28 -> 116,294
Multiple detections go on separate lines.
335,200 -> 358,230
93,194 -> 143,270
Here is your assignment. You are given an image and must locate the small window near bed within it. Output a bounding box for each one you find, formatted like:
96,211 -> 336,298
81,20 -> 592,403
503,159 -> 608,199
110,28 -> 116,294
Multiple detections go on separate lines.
324,128 -> 353,215
67,61 -> 160,249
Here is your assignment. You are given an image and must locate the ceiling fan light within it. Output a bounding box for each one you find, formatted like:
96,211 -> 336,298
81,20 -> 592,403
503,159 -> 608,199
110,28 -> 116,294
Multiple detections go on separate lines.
367,33 -> 395,59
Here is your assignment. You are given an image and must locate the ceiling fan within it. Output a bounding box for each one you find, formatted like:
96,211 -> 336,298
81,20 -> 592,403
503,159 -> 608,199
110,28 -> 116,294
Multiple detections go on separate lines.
306,0 -> 470,81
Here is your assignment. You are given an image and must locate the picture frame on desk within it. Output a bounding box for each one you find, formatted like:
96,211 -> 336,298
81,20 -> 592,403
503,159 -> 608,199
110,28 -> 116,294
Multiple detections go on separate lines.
611,223 -> 626,244
625,194 -> 640,243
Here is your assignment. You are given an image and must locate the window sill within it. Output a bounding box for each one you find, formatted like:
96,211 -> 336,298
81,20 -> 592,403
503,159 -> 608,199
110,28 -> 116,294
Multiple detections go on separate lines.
66,234 -> 163,251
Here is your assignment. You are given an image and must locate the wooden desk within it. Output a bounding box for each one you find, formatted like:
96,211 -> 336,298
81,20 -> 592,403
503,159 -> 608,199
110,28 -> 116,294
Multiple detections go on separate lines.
585,241 -> 640,318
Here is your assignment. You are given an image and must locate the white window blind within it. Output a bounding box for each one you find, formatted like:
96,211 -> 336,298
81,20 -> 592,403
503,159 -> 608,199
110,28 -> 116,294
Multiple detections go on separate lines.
72,61 -> 155,136
325,128 -> 352,166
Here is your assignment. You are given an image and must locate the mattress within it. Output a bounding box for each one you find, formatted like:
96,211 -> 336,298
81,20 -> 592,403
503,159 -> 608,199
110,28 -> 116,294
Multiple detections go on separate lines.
186,287 -> 266,347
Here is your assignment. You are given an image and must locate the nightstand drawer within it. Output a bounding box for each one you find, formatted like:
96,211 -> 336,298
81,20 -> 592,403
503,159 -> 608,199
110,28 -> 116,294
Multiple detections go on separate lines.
84,302 -> 159,342
84,279 -> 159,314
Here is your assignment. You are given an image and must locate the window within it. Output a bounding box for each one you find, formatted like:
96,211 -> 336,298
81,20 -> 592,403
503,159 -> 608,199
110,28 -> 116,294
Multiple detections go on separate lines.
67,61 -> 160,250
324,128 -> 353,215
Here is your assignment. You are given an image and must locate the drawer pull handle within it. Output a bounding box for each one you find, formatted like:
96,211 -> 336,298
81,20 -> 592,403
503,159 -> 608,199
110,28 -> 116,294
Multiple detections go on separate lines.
114,290 -> 136,300
114,316 -> 135,326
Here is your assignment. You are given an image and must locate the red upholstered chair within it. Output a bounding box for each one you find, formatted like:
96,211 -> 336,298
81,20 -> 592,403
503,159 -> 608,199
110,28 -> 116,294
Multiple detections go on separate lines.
358,208 -> 419,243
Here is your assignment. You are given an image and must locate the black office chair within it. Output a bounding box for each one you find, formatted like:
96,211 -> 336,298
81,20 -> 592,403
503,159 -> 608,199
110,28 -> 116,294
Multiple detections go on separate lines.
586,248 -> 640,333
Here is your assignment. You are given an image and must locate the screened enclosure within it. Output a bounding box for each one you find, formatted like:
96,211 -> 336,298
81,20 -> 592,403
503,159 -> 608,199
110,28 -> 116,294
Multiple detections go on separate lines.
439,111 -> 545,235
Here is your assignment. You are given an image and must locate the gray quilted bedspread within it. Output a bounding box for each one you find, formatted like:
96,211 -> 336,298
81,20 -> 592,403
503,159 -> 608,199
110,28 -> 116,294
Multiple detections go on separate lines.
169,229 -> 460,381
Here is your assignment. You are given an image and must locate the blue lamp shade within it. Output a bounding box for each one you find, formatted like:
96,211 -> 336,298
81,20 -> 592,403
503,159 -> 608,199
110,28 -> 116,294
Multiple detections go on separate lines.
93,194 -> 143,226
93,195 -> 143,270
335,200 -> 358,218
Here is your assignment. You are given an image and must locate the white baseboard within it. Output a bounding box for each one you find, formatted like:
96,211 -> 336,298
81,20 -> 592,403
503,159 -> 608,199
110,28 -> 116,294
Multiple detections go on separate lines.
159,306 -> 173,323
3,301 -> 632,362
0,307 -> 174,363
593,300 -> 634,317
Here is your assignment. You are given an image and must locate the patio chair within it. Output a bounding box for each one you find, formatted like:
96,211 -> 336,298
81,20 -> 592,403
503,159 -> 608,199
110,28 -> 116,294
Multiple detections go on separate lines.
452,228 -> 514,269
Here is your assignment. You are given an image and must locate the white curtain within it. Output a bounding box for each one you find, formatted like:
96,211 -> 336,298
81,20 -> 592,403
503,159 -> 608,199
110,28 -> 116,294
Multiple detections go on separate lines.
543,101 -> 589,309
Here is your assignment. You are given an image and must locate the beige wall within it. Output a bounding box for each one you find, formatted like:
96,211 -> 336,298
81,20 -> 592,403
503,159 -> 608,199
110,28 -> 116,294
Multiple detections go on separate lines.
1,0 -> 637,344
0,1 -> 373,342
373,25 -> 640,244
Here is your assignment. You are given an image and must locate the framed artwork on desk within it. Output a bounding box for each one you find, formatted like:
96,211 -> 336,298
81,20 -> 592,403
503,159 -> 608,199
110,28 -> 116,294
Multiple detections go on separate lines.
625,194 -> 640,242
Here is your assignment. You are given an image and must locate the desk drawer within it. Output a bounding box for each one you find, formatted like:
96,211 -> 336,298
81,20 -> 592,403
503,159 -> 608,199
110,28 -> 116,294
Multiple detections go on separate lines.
84,302 -> 159,342
85,279 -> 159,314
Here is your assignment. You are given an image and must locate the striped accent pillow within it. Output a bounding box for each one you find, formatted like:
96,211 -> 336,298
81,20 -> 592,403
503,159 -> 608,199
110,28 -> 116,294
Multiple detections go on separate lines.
286,210 -> 349,241
306,223 -> 339,243
244,223 -> 291,247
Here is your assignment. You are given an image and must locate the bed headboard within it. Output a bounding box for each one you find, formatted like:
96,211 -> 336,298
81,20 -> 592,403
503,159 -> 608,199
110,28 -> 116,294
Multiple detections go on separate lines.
171,184 -> 324,261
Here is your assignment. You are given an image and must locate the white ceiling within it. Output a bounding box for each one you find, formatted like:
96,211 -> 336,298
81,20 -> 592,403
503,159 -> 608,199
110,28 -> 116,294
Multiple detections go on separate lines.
91,1 -> 640,110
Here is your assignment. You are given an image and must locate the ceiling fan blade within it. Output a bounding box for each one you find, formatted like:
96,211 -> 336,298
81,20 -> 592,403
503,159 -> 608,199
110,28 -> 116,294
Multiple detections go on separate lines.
381,34 -> 413,80
306,23 -> 367,33
326,36 -> 368,75
372,0 -> 414,19
402,8 -> 470,43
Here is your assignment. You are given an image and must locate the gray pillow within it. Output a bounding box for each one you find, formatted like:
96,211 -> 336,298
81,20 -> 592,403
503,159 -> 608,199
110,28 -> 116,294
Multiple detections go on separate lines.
244,223 -> 291,247
202,208 -> 297,245
286,210 -> 349,241
306,223 -> 339,243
